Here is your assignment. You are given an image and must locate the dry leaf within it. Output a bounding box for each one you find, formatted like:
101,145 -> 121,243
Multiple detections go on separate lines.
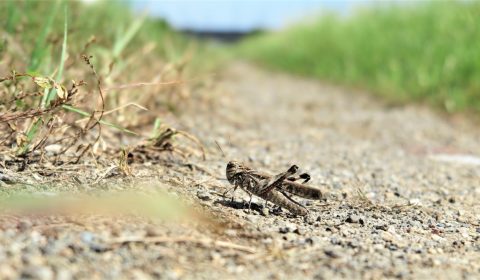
55,84 -> 67,99
33,77 -> 53,89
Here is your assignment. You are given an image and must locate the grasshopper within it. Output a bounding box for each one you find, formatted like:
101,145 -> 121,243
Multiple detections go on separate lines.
225,161 -> 323,216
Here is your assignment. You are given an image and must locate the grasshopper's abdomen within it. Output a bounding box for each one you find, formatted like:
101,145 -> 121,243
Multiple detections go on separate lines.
281,181 -> 323,200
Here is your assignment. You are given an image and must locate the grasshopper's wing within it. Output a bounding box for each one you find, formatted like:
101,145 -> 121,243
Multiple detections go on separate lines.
258,165 -> 299,195
253,167 -> 322,200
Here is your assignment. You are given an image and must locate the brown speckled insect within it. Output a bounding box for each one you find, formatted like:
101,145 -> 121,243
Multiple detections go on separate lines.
225,161 -> 323,216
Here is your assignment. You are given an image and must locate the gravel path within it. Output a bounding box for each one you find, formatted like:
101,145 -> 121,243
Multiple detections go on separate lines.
1,62 -> 479,279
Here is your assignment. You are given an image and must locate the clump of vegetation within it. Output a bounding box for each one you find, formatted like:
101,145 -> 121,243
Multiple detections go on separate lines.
240,1 -> 480,114
0,0 -> 202,167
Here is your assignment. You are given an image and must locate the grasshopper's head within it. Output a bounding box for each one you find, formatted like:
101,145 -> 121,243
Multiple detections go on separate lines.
226,161 -> 243,184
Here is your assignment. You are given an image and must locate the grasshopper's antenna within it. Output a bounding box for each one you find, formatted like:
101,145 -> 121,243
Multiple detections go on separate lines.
215,139 -> 226,158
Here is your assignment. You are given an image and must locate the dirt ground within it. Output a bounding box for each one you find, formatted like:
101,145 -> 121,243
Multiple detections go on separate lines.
1,62 -> 479,279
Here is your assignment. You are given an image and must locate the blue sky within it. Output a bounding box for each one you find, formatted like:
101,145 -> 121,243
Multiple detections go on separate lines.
129,1 -> 357,32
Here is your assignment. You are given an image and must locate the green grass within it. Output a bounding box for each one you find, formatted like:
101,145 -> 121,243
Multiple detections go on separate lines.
0,0 -> 191,155
240,1 -> 480,114
1,0 -> 185,75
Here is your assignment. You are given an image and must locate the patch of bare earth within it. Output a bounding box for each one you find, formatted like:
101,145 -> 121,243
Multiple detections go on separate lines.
1,62 -> 479,279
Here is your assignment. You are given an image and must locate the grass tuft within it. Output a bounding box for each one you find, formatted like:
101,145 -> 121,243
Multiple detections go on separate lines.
240,1 -> 480,114
0,0 -> 200,163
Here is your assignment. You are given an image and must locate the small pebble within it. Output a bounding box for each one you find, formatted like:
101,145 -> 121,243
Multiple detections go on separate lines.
17,221 -> 32,231
196,191 -> 211,201
246,215 -> 259,223
44,144 -> 62,155
81,232 -> 94,244
261,207 -> 269,216
345,215 -> 360,224
293,228 -> 303,235
324,249 -> 340,258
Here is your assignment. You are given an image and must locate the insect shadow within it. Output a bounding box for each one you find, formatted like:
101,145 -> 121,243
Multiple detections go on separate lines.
214,198 -> 261,210
214,197 -> 284,215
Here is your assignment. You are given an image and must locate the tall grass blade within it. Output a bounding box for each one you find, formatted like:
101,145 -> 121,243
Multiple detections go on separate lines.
28,0 -> 61,73
151,118 -> 162,138
26,3 -> 67,155
5,0 -> 20,33
18,118 -> 42,155
112,15 -> 146,59
42,4 -> 68,108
